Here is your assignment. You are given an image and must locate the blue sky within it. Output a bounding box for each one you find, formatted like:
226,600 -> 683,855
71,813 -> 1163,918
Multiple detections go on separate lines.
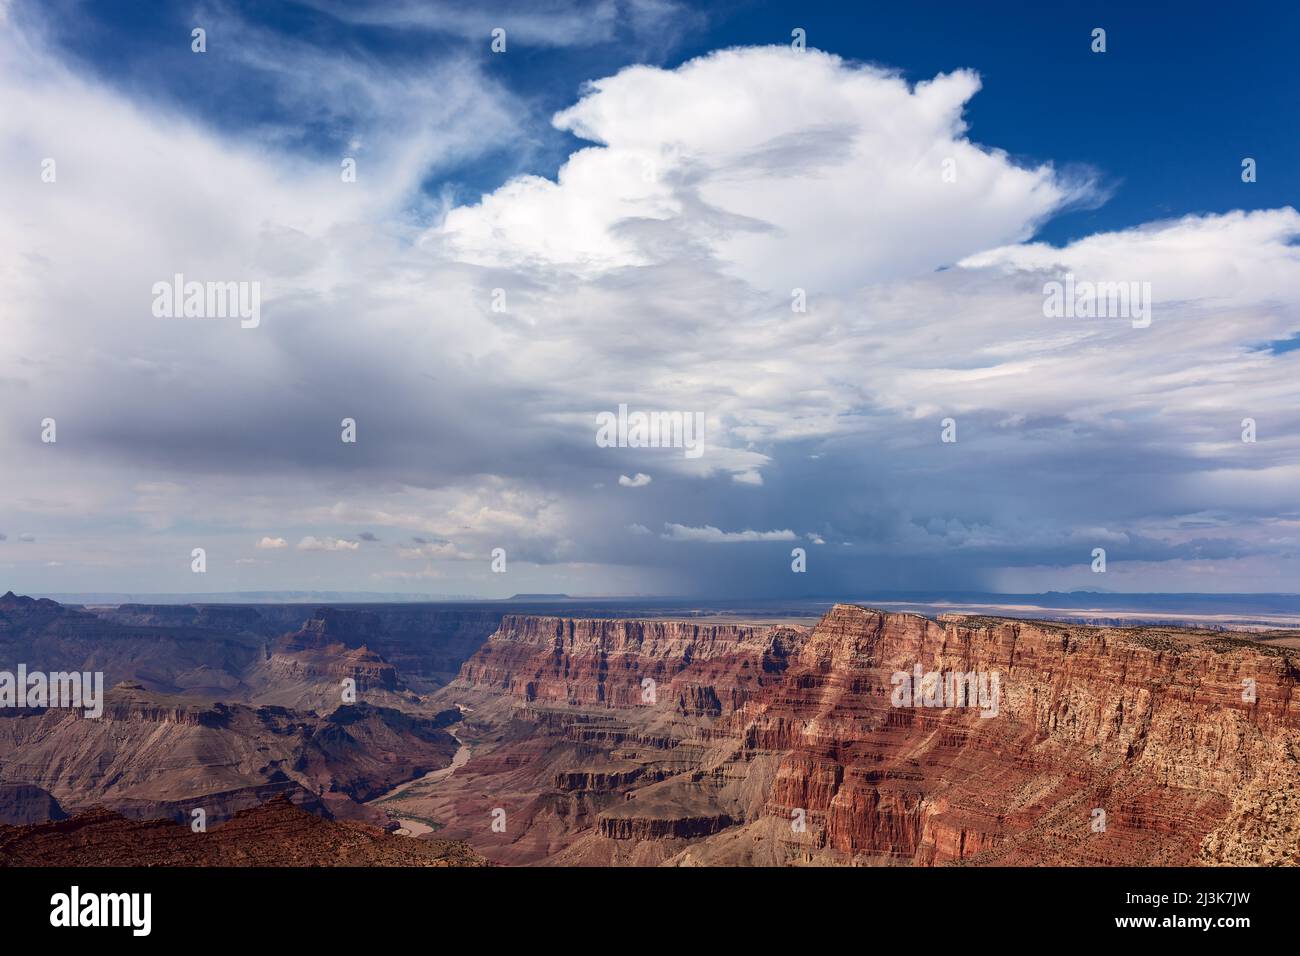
45,0 -> 1300,238
1,0 -> 1298,597
691,1 -> 1300,244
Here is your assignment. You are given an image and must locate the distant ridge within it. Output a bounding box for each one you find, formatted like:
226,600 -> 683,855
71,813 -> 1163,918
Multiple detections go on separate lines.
31,591 -> 486,605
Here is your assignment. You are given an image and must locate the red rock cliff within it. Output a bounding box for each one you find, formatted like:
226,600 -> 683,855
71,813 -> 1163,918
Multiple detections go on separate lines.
448,605 -> 1299,866
458,615 -> 801,712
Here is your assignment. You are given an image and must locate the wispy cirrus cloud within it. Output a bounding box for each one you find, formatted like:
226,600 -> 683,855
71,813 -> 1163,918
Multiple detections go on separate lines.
299,0 -> 694,49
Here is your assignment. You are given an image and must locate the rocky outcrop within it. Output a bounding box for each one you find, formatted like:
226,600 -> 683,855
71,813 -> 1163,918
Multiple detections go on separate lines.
598,812 -> 734,840
263,641 -> 399,694
457,615 -> 801,712
242,610 -> 410,711
553,765 -> 645,792
0,795 -> 487,867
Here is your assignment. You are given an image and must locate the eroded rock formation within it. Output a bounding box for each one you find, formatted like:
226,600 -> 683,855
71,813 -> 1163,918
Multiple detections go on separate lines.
417,605 -> 1299,866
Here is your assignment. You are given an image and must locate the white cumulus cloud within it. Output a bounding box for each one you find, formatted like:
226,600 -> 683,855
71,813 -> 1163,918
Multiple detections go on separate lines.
296,536 -> 361,552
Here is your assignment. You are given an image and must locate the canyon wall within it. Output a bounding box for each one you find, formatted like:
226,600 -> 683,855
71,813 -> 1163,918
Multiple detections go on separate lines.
458,614 -> 801,712
431,605 -> 1298,866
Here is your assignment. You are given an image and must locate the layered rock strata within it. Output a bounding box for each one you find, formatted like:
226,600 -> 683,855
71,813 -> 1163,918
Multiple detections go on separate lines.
428,605 -> 1299,866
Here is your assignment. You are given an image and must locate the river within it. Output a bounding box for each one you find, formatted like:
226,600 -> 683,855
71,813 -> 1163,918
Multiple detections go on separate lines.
370,712 -> 471,837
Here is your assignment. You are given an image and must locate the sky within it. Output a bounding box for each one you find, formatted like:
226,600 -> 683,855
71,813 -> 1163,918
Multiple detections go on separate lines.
1,0 -> 1298,598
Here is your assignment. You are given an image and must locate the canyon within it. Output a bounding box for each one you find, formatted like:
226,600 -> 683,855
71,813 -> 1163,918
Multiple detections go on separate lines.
0,593 -> 1295,866
0,593 -> 494,828
400,608 -> 1300,866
